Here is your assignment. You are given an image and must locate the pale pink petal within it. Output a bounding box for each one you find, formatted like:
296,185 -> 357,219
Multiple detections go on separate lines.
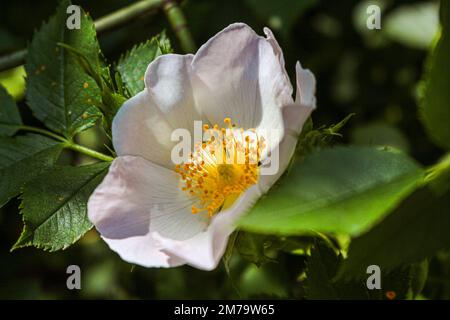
88,156 -> 209,267
295,61 -> 317,106
102,233 -> 179,268
113,54 -> 203,169
259,62 -> 316,192
191,23 -> 293,130
153,185 -> 263,271
112,91 -> 176,168
96,23 -> 317,270
145,54 -> 205,130
263,27 -> 287,78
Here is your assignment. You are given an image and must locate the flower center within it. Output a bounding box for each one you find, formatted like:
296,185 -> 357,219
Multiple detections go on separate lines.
175,118 -> 265,216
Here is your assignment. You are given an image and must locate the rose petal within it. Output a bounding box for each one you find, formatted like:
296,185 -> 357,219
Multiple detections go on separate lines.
191,23 -> 293,130
89,156 -> 208,240
88,156 -> 210,267
113,54 -> 203,168
145,54 -> 205,131
112,91 -> 176,168
153,185 -> 262,270
259,62 -> 316,192
97,23 -> 317,270
102,233 -> 179,268
263,27 -> 287,79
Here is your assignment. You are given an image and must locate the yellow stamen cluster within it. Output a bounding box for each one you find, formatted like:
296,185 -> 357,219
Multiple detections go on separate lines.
175,118 -> 266,217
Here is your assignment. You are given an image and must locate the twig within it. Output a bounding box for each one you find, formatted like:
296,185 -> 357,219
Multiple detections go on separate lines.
16,125 -> 115,162
0,0 -> 163,71
65,142 -> 115,162
94,0 -> 163,34
16,125 -> 67,143
0,49 -> 27,72
162,0 -> 197,53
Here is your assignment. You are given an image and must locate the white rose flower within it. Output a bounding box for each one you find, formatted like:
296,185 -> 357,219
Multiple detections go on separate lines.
88,23 -> 316,270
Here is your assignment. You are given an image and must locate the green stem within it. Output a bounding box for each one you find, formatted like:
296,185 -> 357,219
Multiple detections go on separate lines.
0,49 -> 27,71
0,0 -> 164,71
163,0 -> 197,53
65,142 -> 115,162
16,125 -> 66,142
94,0 -> 163,34
16,125 -> 114,162
424,152 -> 450,183
0,0 -> 196,69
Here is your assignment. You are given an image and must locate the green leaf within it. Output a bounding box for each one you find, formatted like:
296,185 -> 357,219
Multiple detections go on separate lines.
304,240 -> 412,300
25,0 -> 101,138
304,241 -> 367,299
13,162 -> 109,251
409,260 -> 429,299
56,42 -> 123,130
100,91 -> 127,131
373,266 -> 413,300
338,187 -> 450,280
0,85 -> 22,136
424,252 -> 450,299
295,114 -> 354,160
239,146 -> 423,236
116,31 -> 173,97
0,66 -> 26,100
240,263 -> 289,298
419,0 -> 450,150
235,232 -> 275,266
222,231 -> 238,275
0,134 -> 63,207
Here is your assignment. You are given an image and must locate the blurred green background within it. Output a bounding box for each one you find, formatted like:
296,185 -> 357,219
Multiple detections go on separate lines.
0,0 -> 448,299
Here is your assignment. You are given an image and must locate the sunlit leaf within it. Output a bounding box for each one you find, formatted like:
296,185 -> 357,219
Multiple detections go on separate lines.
239,146 -> 423,236
117,31 -> 172,97
0,66 -> 26,100
0,85 -> 21,136
25,0 -> 101,138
